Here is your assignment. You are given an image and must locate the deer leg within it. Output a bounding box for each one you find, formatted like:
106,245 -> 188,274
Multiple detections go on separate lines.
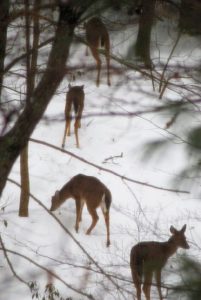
74,119 -> 80,148
62,118 -> 71,148
86,208 -> 99,235
143,271 -> 153,300
135,281 -> 142,300
62,121 -> 68,148
90,46 -> 101,87
75,199 -> 81,233
67,119 -> 71,136
102,209 -> 110,247
105,44 -> 111,86
131,265 -> 142,300
79,200 -> 84,223
155,270 -> 163,300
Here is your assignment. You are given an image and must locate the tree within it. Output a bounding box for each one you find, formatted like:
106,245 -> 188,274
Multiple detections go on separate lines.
0,0 -> 9,101
135,0 -> 156,68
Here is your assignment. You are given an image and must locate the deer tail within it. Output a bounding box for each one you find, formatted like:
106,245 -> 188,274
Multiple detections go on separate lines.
73,100 -> 79,114
102,189 -> 112,212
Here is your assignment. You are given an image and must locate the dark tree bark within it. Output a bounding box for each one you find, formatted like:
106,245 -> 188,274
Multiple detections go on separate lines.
0,0 -> 9,101
19,0 -> 41,217
179,0 -> 201,35
19,145 -> 30,216
0,2 -> 91,197
135,0 -> 156,68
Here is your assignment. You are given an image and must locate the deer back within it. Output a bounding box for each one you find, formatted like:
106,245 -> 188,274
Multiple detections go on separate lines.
51,174 -> 111,212
85,17 -> 109,48
65,85 -> 84,116
69,174 -> 111,210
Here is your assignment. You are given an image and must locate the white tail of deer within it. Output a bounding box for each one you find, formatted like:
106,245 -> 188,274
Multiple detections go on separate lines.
62,84 -> 84,148
85,17 -> 111,87
50,174 -> 112,247
130,224 -> 190,300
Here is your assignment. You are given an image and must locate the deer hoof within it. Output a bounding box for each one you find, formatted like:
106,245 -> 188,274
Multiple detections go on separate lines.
106,240 -> 110,247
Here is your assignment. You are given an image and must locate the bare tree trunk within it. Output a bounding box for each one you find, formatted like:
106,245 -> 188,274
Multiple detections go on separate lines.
179,0 -> 201,35
0,0 -> 9,101
19,145 -> 30,216
19,0 -> 41,217
19,0 -> 31,217
0,2 -> 89,196
135,0 -> 156,68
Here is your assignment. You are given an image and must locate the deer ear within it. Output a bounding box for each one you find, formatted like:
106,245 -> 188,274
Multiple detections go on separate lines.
170,225 -> 176,234
68,83 -> 72,89
181,224 -> 187,233
81,85 -> 84,90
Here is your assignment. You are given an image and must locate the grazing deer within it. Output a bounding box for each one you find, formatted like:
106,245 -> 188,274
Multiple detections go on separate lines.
85,17 -> 111,87
130,224 -> 189,300
62,84 -> 84,148
50,174 -> 112,247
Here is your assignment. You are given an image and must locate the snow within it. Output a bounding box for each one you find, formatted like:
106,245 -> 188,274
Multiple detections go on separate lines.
1,15 -> 201,300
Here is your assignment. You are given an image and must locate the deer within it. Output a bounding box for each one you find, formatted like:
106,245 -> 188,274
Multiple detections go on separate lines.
85,17 -> 111,87
50,174 -> 112,247
61,84 -> 84,149
130,224 -> 190,300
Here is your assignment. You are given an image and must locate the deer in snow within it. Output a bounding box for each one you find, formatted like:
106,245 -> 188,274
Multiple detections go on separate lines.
61,84 -> 84,149
50,174 -> 112,247
85,17 -> 111,87
130,224 -> 190,300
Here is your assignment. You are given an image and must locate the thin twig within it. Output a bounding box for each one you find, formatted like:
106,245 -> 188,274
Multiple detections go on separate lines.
0,233 -> 29,287
29,138 -> 189,194
159,31 -> 182,95
0,245 -> 95,300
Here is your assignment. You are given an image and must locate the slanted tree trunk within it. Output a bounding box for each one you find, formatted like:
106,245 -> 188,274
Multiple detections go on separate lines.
135,0 -> 156,68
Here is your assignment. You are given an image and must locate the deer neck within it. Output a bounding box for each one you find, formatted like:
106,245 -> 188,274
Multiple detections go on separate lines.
59,184 -> 71,205
165,238 -> 179,258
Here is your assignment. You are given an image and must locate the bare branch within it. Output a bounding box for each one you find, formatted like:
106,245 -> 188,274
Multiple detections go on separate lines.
0,233 -> 29,287
29,138 -> 189,194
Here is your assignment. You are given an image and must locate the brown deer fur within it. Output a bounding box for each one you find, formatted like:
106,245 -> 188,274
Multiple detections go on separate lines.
130,225 -> 189,300
50,174 -> 112,247
85,17 -> 111,87
62,84 -> 84,148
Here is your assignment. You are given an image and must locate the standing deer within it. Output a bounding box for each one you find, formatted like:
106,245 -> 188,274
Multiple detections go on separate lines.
130,224 -> 190,300
85,17 -> 111,87
62,84 -> 84,149
50,174 -> 112,247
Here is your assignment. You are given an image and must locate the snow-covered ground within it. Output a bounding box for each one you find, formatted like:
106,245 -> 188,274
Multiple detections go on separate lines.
1,17 -> 201,300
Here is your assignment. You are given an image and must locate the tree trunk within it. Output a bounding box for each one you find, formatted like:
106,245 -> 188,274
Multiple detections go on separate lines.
179,0 -> 201,35
0,0 -> 9,101
19,145 -> 30,216
0,3 -> 87,196
135,0 -> 156,68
